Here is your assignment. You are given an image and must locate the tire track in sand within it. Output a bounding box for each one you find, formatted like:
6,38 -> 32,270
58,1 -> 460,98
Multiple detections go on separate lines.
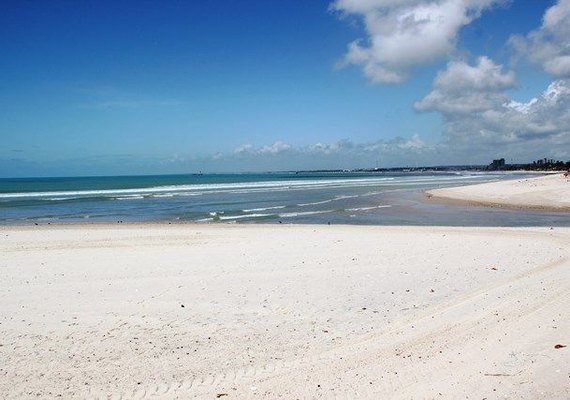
87,254 -> 569,399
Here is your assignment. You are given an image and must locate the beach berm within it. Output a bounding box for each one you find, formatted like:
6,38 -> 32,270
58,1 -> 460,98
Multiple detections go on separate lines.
426,173 -> 570,211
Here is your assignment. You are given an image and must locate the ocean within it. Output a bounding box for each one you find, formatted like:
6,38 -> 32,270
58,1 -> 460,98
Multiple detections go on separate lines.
1,171 -> 569,226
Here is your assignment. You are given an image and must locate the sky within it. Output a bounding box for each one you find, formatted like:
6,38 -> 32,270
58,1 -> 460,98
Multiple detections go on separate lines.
1,0 -> 569,177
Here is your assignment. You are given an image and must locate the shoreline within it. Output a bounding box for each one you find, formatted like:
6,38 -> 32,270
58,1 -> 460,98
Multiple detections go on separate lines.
2,220 -> 563,231
1,224 -> 568,398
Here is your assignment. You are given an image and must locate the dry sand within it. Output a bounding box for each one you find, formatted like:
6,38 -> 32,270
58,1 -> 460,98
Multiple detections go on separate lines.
0,224 -> 568,399
426,173 -> 570,211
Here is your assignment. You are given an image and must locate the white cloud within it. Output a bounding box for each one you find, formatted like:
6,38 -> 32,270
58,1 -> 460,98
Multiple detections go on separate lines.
211,152 -> 224,161
233,143 -> 255,155
204,134 -> 444,171
331,0 -> 504,83
309,139 -> 355,154
231,138 -> 429,159
234,141 -> 292,156
259,141 -> 292,155
509,0 -> 570,78
415,56 -> 515,115
415,56 -> 570,159
229,135 -> 432,161
397,133 -> 426,150
504,98 -> 537,114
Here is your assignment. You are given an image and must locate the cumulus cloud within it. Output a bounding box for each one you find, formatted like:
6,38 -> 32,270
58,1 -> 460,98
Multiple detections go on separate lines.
415,56 -> 516,115
309,139 -> 355,155
234,141 -> 292,156
259,141 -> 292,155
331,0 -> 504,83
233,144 -> 255,155
509,0 -> 570,78
415,56 -> 570,159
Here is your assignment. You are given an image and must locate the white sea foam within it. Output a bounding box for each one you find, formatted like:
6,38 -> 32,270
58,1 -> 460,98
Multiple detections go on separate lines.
151,192 -> 204,198
0,175 -> 472,199
297,199 -> 334,206
335,194 -> 360,200
279,210 -> 335,218
219,213 -> 272,220
346,205 -> 392,212
297,194 -> 362,207
115,195 -> 145,200
0,174 -> 493,202
243,205 -> 286,212
47,196 -> 83,201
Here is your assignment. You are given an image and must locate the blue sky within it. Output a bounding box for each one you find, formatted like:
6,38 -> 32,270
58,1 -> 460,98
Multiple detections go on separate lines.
1,0 -> 569,177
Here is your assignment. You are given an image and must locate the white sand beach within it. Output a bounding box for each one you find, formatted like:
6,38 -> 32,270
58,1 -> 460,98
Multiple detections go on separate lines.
427,173 -> 570,211
1,223 -> 569,399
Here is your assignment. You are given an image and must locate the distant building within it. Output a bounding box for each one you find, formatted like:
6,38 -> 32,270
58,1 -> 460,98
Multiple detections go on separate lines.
488,158 -> 505,171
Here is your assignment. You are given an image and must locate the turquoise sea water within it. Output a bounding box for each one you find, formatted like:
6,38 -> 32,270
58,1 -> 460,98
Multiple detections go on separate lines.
0,171 -> 568,226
